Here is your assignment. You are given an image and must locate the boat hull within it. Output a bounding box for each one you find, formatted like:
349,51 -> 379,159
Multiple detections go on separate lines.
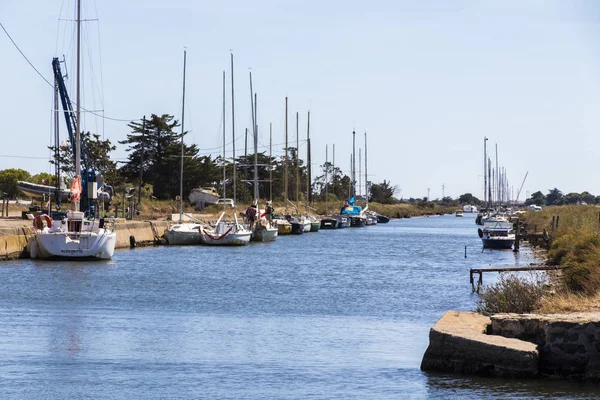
201,232 -> 251,245
166,223 -> 203,245
376,215 -> 390,224
251,226 -> 278,242
310,222 -> 320,232
290,223 -> 304,235
30,229 -> 116,260
482,238 -> 515,250
320,218 -> 338,229
349,216 -> 366,227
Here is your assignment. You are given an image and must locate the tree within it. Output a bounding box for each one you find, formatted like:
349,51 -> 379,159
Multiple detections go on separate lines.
0,168 -> 31,198
526,191 -> 546,206
546,188 -> 563,206
48,131 -> 119,186
563,192 -> 581,205
458,193 -> 480,205
369,180 -> 397,204
580,191 -> 595,205
120,114 -> 184,200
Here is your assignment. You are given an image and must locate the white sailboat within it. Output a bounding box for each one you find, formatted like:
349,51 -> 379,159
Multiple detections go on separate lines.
28,0 -> 116,260
200,53 -> 251,246
166,50 -> 204,246
248,72 -> 277,242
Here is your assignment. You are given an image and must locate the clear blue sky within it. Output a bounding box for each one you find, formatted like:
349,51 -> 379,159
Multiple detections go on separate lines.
2,0 -> 599,200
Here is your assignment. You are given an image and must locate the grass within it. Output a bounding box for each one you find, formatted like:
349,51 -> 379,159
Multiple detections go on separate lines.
474,205 -> 600,315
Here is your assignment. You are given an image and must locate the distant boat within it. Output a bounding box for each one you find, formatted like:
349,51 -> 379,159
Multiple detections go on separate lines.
478,219 -> 515,249
376,214 -> 390,224
462,204 -> 478,213
165,50 -> 204,246
188,187 -> 220,209
320,216 -> 338,229
200,211 -> 251,245
455,209 -> 464,217
17,180 -> 71,202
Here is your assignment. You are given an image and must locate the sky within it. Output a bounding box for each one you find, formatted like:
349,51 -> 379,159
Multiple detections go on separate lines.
1,0 -> 600,200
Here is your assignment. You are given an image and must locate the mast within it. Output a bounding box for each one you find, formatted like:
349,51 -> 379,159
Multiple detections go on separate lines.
296,111 -> 299,202
178,49 -> 187,223
352,130 -> 356,198
325,144 -> 328,213
358,148 -> 361,199
54,69 -> 60,211
332,143 -> 335,195
284,97 -> 288,209
75,0 -> 81,211
222,71 -> 226,199
231,53 -> 237,209
306,111 -> 311,209
495,143 -> 499,207
249,72 -> 258,202
253,93 -> 259,202
269,123 -> 273,201
483,136 -> 487,207
365,132 -> 368,209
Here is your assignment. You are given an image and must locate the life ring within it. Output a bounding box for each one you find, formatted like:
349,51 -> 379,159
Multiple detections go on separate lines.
34,214 -> 53,230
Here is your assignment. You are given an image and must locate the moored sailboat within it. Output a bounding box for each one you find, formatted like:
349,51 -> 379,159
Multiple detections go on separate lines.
28,0 -> 116,260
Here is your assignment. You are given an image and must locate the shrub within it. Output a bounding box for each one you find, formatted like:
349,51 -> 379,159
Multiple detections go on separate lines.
475,273 -> 546,316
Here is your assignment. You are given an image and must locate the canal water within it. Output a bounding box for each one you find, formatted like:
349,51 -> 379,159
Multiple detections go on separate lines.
0,214 -> 598,399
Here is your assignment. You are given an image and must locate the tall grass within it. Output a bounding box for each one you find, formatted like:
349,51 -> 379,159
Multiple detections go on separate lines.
522,205 -> 600,295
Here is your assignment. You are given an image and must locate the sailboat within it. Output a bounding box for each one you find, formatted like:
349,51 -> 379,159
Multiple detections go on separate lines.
248,73 -> 277,242
166,50 -> 203,246
200,53 -> 251,246
27,0 -> 116,260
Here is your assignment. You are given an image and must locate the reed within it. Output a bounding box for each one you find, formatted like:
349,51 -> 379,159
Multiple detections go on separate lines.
522,205 -> 600,295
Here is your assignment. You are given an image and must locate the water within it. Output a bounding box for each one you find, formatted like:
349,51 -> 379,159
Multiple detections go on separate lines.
0,214 -> 599,399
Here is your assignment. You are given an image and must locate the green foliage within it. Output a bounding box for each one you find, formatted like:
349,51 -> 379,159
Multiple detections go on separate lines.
475,273 -> 546,316
48,131 -> 118,182
370,180 -> 397,204
31,172 -> 57,188
458,193 -> 480,205
0,168 -> 31,198
546,188 -> 563,206
526,191 -> 546,206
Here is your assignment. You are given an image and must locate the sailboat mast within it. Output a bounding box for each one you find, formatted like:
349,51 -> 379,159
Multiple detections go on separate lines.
249,72 -> 258,202
253,93 -> 259,202
483,136 -> 488,207
75,0 -> 81,212
231,53 -> 237,209
325,144 -> 328,213
222,71 -> 226,199
352,130 -> 356,198
284,97 -> 288,208
495,143 -> 499,207
178,49 -> 187,222
269,123 -> 273,201
306,111 -> 311,207
54,71 -> 60,210
296,111 -> 299,202
358,148 -> 361,199
365,132 -> 368,208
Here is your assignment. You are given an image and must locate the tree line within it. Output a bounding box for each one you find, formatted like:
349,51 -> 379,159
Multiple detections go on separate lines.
0,113 -> 399,205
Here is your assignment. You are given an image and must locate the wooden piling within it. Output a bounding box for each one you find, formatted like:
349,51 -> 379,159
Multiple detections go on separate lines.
513,219 -> 520,252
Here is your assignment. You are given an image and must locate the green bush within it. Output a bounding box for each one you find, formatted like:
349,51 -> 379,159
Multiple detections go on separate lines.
475,273 -> 546,316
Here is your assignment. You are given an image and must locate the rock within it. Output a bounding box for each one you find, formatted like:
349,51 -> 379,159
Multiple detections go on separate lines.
421,311 -> 539,378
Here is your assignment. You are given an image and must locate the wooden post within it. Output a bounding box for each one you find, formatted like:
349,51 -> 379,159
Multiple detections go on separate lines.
464,245 -> 467,258
551,216 -> 555,232
513,219 -> 520,252
556,215 -> 560,229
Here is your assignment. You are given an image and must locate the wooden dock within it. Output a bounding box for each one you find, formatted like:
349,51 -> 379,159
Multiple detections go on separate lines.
470,265 -> 566,293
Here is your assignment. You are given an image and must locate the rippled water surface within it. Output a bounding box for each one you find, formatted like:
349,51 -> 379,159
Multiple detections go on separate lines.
1,214 -> 598,399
